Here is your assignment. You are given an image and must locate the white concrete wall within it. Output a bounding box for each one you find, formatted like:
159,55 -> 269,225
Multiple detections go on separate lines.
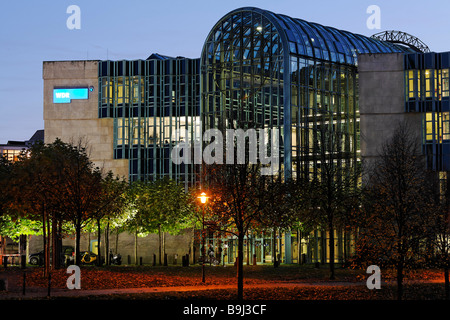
43,60 -> 128,179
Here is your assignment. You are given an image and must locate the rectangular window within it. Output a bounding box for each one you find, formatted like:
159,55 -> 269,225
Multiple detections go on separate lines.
425,112 -> 450,142
425,69 -> 432,98
115,77 -> 124,105
443,69 -> 449,97
408,70 -> 415,99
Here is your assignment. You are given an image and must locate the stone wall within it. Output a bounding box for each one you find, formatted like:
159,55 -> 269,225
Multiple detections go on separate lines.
28,229 -> 194,265
43,60 -> 128,179
358,53 -> 422,174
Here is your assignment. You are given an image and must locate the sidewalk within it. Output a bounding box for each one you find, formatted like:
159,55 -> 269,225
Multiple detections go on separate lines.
0,281 -> 364,299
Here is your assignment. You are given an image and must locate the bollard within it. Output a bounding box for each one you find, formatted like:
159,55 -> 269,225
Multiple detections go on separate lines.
186,254 -> 190,267
3,256 -> 8,269
140,257 -> 143,266
127,255 -> 131,265
0,278 -> 8,291
182,255 -> 186,267
153,254 -> 156,266
47,272 -> 51,297
164,253 -> 168,266
22,272 -> 26,295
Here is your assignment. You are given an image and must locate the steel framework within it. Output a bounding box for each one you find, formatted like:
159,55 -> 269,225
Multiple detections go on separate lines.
371,30 -> 430,53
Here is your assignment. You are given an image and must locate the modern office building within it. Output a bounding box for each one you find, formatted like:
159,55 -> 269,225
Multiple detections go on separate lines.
0,130 -> 44,162
359,51 -> 450,192
98,54 -> 201,185
42,7 -> 433,264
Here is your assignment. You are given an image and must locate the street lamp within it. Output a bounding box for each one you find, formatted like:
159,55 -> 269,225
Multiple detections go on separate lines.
199,192 -> 208,204
197,192 -> 208,283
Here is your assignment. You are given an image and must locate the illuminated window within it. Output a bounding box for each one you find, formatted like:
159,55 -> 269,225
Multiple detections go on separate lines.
443,69 -> 449,97
408,70 -> 415,99
425,69 -> 433,98
425,112 -> 450,142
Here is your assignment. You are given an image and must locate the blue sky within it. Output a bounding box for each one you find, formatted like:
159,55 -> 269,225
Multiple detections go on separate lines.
1,0 -> 449,143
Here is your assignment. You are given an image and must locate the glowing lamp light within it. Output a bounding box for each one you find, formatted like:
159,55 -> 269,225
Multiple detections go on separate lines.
198,192 -> 208,204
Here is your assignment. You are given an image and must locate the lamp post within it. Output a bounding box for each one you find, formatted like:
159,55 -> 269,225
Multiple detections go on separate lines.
197,192 -> 208,283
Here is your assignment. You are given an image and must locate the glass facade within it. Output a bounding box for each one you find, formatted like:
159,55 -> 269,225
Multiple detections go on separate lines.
199,7 -> 412,263
98,56 -> 201,186
405,52 -> 450,171
201,7 -> 411,182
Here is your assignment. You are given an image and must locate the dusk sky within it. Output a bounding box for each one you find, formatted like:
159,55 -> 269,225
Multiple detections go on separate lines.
1,0 -> 449,143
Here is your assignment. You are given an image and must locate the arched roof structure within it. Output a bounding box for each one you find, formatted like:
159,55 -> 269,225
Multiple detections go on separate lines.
202,7 -> 414,67
200,7 -> 420,179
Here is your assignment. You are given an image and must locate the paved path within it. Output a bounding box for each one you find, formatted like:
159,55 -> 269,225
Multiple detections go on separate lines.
0,281 -> 367,299
0,269 -> 443,300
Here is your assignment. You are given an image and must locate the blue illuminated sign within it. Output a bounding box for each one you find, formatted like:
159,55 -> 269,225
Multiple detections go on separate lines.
53,88 -> 89,103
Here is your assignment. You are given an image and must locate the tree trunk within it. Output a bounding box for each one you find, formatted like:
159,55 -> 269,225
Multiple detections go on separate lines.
190,227 -> 195,264
272,228 -> 278,268
397,261 -> 404,300
445,267 -> 450,300
42,208 -> 48,276
75,222 -> 82,266
97,218 -> 102,266
329,219 -> 335,280
134,231 -> 138,265
115,228 -> 119,254
237,229 -> 244,300
105,219 -> 110,265
162,231 -> 166,264
158,224 -> 162,265
343,231 -> 348,263
46,212 -> 51,273
51,218 -> 57,270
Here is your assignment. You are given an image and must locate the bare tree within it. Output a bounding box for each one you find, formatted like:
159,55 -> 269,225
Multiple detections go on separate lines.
301,119 -> 360,279
425,173 -> 450,300
359,121 -> 434,300
203,162 -> 264,300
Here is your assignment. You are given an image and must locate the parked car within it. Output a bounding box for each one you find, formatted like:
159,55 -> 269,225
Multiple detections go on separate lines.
29,246 -> 75,266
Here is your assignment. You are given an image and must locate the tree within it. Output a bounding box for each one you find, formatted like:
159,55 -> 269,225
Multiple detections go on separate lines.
90,171 -> 128,266
299,121 -> 360,279
0,215 -> 42,242
8,141 -> 64,274
203,163 -> 264,300
358,121 -> 434,300
56,140 -> 105,265
123,183 -> 149,265
257,176 -> 298,267
425,173 -> 450,300
130,178 -> 192,265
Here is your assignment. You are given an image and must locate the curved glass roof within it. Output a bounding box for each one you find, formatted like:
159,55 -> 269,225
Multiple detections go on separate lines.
208,7 -> 414,65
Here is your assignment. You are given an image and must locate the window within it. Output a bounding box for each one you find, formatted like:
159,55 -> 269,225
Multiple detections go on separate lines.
407,70 -> 415,99
425,112 -> 450,142
443,69 -> 449,97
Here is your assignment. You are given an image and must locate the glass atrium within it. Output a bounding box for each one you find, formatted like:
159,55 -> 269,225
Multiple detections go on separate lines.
201,7 -> 413,182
